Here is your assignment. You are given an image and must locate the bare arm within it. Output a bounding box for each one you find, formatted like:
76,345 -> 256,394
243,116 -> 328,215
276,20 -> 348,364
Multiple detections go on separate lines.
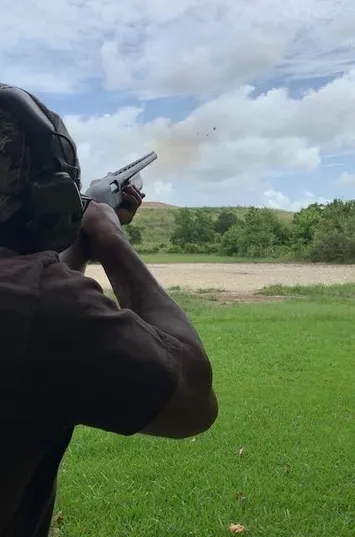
95,232 -> 204,347
59,232 -> 90,274
87,205 -> 218,438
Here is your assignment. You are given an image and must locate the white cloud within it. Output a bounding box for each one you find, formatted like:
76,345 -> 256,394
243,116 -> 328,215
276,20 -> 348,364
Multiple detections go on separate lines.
1,0 -> 355,96
61,70 -> 355,202
2,0 -> 355,205
338,171 -> 355,187
264,189 -> 329,211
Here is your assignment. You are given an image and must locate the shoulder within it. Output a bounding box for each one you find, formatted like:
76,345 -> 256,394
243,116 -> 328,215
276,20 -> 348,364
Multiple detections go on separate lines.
39,257 -> 118,322
27,254 -> 181,435
40,256 -> 105,296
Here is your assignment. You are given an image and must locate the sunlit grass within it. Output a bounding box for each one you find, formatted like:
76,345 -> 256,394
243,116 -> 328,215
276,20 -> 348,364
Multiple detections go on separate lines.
55,290 -> 355,536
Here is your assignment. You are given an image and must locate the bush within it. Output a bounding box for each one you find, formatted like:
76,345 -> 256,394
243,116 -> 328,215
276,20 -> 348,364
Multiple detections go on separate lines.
170,208 -> 216,246
220,224 -> 241,255
220,208 -> 290,258
160,199 -> 355,263
215,210 -> 238,235
183,243 -> 204,254
203,242 -> 219,254
310,229 -> 355,263
125,224 -> 142,245
136,245 -> 160,254
167,244 -> 182,254
308,201 -> 355,263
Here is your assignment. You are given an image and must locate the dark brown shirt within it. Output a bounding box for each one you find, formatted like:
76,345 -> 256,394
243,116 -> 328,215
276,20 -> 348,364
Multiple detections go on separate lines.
0,247 -> 179,537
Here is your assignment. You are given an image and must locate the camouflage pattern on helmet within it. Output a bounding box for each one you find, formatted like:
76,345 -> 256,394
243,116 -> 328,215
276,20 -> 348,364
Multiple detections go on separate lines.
0,84 -> 81,225
0,107 -> 31,223
29,94 -> 81,189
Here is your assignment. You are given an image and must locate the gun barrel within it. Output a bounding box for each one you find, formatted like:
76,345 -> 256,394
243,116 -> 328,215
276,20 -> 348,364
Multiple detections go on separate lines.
84,151 -> 157,210
109,151 -> 157,183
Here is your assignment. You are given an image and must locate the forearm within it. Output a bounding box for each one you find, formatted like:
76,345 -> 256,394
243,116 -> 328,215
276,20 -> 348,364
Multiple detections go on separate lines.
93,231 -> 203,349
59,233 -> 90,275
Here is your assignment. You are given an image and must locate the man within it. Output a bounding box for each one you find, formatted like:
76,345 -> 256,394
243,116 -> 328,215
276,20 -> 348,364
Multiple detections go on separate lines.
0,85 -> 218,537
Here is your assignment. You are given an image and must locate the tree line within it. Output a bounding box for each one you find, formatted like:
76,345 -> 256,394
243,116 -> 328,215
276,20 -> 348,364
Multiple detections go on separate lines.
126,199 -> 355,262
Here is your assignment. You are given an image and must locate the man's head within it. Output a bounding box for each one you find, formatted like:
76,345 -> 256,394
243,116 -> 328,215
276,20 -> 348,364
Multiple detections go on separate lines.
0,84 -> 83,254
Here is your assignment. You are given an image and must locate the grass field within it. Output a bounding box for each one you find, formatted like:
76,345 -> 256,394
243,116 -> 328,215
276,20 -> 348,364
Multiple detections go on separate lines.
54,286 -> 355,537
140,253 -> 286,264
259,282 -> 355,298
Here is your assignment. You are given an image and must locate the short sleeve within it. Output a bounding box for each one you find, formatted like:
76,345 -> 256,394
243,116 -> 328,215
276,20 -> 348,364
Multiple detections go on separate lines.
28,261 -> 181,436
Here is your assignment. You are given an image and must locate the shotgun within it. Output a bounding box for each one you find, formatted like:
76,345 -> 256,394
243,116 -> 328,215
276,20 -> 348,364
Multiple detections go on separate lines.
82,151 -> 157,210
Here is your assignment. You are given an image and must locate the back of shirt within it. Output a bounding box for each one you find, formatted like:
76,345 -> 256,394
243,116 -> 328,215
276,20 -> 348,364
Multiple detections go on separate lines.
0,247 -> 179,537
0,248 -> 70,537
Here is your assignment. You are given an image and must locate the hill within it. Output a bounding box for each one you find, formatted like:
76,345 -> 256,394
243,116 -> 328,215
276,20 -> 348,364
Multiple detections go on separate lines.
140,201 -> 177,208
133,204 -> 294,249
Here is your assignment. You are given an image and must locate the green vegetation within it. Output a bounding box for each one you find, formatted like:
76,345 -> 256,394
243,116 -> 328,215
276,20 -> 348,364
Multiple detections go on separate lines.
140,253 -> 286,264
127,199 -> 355,263
128,205 -> 293,254
125,224 -> 142,246
259,282 -> 355,299
55,289 -> 355,537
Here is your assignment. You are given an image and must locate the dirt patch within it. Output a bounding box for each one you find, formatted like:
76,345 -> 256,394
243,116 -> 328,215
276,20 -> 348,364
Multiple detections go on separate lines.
86,262 -> 355,294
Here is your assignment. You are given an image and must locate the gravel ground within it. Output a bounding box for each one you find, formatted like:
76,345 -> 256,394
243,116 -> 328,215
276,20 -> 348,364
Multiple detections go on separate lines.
86,263 -> 355,294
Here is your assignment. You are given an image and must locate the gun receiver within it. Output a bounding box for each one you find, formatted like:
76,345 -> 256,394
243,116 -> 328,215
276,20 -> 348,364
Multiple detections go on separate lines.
82,151 -> 157,210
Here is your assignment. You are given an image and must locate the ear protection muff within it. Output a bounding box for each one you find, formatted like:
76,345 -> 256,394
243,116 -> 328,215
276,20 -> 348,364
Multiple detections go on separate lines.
0,84 -> 84,253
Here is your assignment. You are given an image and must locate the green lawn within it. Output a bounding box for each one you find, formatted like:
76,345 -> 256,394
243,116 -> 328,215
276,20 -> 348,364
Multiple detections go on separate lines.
55,288 -> 355,537
259,282 -> 355,299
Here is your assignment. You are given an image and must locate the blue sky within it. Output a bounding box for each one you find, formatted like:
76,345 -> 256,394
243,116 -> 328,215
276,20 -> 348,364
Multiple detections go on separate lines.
2,0 -> 355,209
